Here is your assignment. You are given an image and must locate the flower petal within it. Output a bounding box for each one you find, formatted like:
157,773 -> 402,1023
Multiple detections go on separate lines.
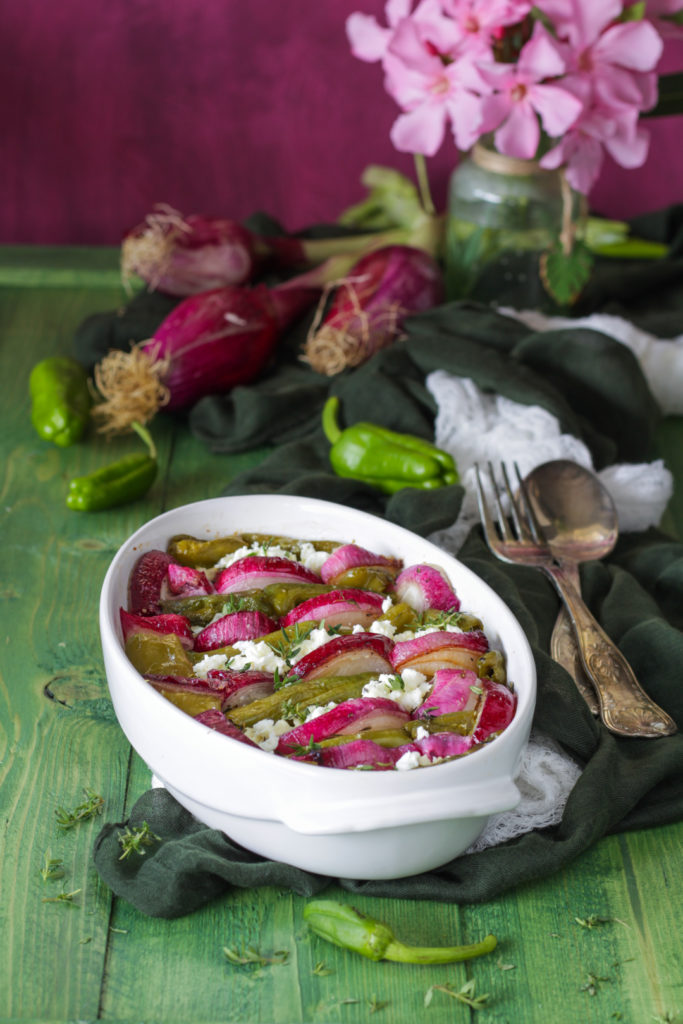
346,13 -> 391,62
530,82 -> 583,136
390,103 -> 448,155
518,22 -> 567,80
594,21 -> 664,73
494,99 -> 540,159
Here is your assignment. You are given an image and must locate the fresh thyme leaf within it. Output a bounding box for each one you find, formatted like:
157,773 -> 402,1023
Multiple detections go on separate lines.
369,997 -> 389,1013
117,821 -> 161,860
55,788 -> 104,829
389,673 -> 404,691
424,979 -> 489,1010
580,971 -> 611,996
470,685 -> 484,695
575,914 -> 628,929
312,960 -> 334,976
496,957 -> 516,970
40,851 -> 65,882
42,888 -> 81,905
223,945 -> 289,967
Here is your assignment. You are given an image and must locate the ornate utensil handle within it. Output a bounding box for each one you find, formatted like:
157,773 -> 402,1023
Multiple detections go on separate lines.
550,560 -> 599,716
544,563 -> 677,738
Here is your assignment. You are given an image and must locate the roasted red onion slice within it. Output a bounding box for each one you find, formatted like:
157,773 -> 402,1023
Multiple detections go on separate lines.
415,668 -> 480,717
276,698 -> 410,755
391,630 -> 488,675
215,556 -> 320,594
319,739 -> 413,770
167,563 -> 213,597
394,564 -> 460,612
472,680 -> 517,743
194,611 -> 278,652
120,608 -> 194,649
288,633 -> 394,681
128,549 -> 174,615
320,544 -> 402,584
280,588 -> 384,629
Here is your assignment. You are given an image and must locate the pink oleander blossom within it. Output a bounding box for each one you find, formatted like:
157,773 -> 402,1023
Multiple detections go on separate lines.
346,0 -> 669,195
476,23 -> 583,159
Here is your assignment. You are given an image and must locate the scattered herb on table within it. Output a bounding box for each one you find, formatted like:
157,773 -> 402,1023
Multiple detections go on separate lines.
117,821 -> 161,860
580,971 -> 611,996
303,900 -> 497,964
424,979 -> 490,1010
39,851 -> 65,882
497,957 -> 516,971
312,960 -> 334,976
223,946 -> 290,968
42,888 -> 81,905
55,788 -> 104,829
575,915 -> 629,930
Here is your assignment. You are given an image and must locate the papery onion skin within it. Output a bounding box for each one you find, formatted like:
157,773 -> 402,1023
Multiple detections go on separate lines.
302,245 -> 444,376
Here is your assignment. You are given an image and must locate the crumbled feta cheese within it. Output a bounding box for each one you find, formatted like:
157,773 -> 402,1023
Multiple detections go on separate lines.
381,595 -> 393,613
304,701 -> 337,722
396,749 -> 433,770
368,618 -> 397,638
193,653 -> 228,678
413,725 -> 430,741
226,640 -> 288,674
244,717 -> 292,752
394,623 -> 465,642
298,542 -> 329,573
361,668 -> 431,713
213,543 -> 298,569
290,627 -> 337,663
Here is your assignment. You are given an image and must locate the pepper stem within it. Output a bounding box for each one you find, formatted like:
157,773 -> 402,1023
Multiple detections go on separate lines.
130,419 -> 157,460
321,396 -> 343,444
383,933 -> 498,965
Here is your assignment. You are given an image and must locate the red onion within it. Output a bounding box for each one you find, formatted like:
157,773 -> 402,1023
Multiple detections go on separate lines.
215,556 -> 320,594
280,589 -> 384,629
416,668 -> 480,717
391,630 -> 488,675
91,280 -> 318,434
276,698 -> 409,755
471,680 -> 517,743
394,564 -> 460,613
301,245 -> 443,376
414,733 -> 473,759
287,633 -> 394,681
167,563 -> 213,597
119,608 -> 194,649
194,611 -> 278,652
320,544 -> 402,584
319,739 -> 412,770
128,550 -> 174,615
121,205 -> 427,298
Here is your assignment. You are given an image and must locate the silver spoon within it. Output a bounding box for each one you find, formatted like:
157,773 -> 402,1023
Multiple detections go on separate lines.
524,460 -> 617,714
523,460 -> 676,737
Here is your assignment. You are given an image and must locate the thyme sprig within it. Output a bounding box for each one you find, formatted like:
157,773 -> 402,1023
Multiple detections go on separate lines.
117,821 -> 161,860
424,979 -> 489,1010
40,851 -> 65,882
223,945 -> 290,967
55,788 -> 104,829
42,888 -> 81,905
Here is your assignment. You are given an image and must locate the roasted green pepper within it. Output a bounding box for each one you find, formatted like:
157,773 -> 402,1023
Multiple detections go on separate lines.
322,396 -> 458,494
29,356 -> 92,447
303,900 -> 497,964
66,421 -> 157,511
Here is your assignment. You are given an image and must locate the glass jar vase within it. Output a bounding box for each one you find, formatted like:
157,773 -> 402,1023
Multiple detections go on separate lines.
445,141 -> 578,307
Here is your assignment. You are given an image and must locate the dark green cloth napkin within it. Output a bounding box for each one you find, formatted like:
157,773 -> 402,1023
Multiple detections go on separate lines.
93,526 -> 683,918
88,208 -> 683,918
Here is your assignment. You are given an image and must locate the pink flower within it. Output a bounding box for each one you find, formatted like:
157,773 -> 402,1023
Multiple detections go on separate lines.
476,23 -> 583,159
440,0 -> 534,56
540,104 -> 650,193
645,0 -> 683,40
384,17 -> 488,153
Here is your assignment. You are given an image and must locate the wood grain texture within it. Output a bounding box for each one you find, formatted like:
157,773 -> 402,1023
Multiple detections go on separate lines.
0,252 -> 681,1023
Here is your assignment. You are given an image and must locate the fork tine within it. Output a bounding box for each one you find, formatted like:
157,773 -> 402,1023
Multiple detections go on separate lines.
486,462 -> 516,542
513,462 -> 544,543
474,463 -> 497,543
500,462 -> 530,541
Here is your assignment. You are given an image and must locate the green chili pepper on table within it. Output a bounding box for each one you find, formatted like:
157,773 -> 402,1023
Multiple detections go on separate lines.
29,356 -> 92,447
66,422 -> 157,511
303,900 -> 497,964
322,396 -> 458,494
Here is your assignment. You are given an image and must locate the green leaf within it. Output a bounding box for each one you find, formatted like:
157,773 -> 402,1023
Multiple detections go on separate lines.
619,2 -> 645,21
540,240 -> 594,306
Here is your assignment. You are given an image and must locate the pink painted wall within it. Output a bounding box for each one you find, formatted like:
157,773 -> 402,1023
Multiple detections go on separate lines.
1,1 -> 682,245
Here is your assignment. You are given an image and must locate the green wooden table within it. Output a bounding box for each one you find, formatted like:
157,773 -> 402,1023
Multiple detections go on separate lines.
1,247 -> 681,1024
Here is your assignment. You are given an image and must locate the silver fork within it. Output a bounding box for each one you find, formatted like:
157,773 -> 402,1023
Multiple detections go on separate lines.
475,462 -> 677,739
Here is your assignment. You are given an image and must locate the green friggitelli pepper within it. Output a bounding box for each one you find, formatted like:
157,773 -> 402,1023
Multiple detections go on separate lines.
66,422 -> 157,511
29,356 -> 92,447
322,396 -> 458,494
303,900 -> 497,964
